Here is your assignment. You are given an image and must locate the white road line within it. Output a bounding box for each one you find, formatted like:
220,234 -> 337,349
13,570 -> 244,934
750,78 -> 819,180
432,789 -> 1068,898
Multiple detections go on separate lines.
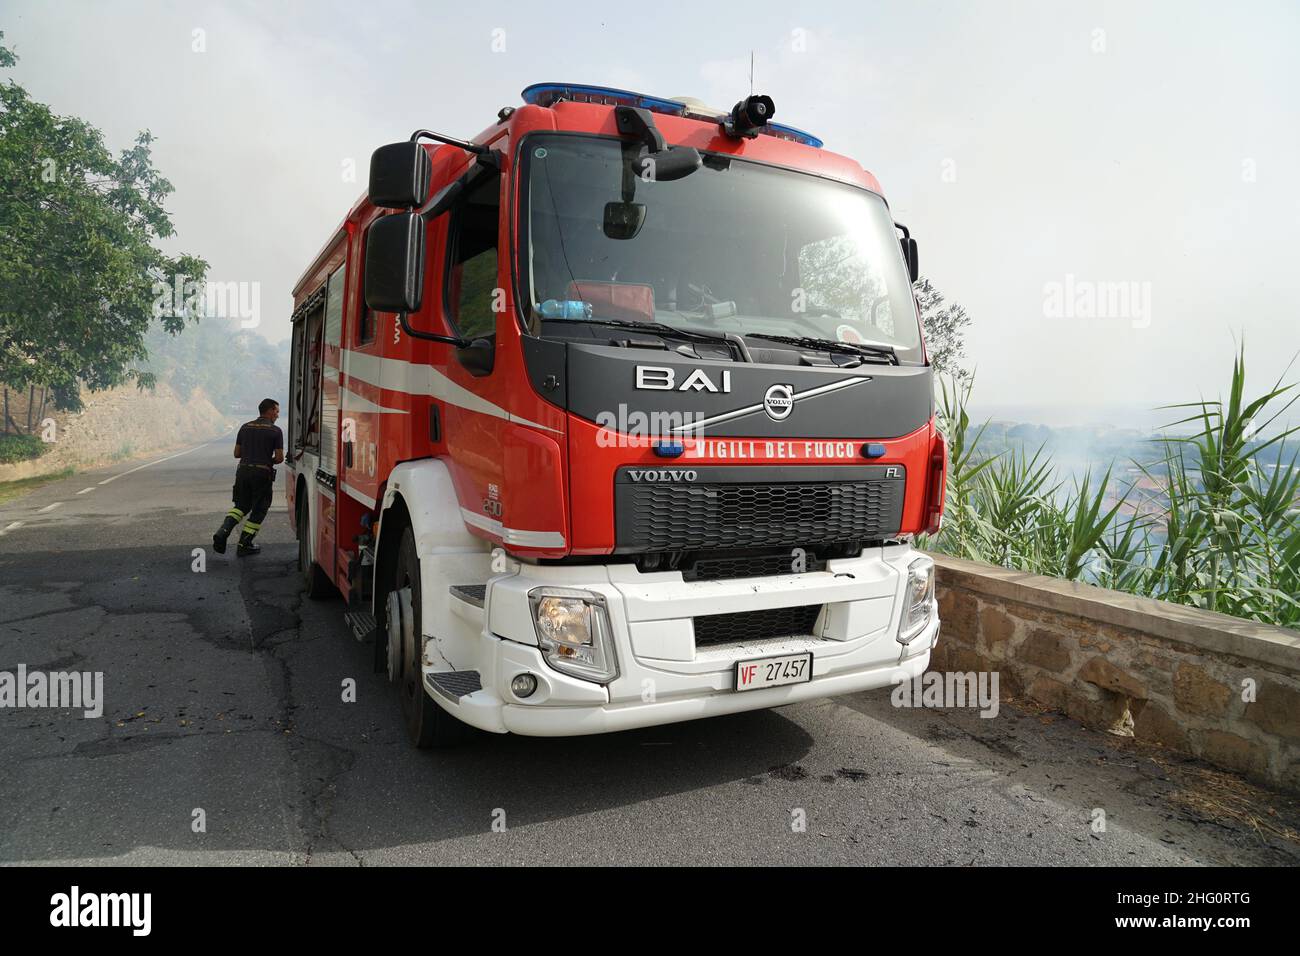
98,441 -> 211,485
0,440 -> 218,536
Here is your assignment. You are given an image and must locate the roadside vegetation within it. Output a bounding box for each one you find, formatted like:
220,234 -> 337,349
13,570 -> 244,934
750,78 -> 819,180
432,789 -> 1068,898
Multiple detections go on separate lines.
925,347 -> 1300,629
0,433 -> 46,464
0,467 -> 73,505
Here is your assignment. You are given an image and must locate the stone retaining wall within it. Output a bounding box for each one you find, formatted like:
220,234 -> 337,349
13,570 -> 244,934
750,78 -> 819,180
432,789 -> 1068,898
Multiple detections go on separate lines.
931,554 -> 1300,790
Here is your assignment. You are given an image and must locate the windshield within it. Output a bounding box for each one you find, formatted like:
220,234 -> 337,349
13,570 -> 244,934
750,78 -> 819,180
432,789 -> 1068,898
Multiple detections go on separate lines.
519,133 -> 923,362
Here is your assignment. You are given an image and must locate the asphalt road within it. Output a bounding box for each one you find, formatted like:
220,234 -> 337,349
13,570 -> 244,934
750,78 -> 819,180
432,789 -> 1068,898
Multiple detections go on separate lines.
1,438 -> 1297,866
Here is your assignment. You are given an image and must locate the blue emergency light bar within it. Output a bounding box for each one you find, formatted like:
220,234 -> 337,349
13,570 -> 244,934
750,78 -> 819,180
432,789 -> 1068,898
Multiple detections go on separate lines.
520,82 -> 824,149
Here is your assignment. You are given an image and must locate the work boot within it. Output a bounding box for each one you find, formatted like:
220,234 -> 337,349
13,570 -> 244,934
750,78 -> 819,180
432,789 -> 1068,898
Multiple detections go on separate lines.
212,516 -> 238,554
236,531 -> 261,557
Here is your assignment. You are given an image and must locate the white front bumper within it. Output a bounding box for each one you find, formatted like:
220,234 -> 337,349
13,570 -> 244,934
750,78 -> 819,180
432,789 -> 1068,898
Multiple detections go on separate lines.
428,544 -> 939,737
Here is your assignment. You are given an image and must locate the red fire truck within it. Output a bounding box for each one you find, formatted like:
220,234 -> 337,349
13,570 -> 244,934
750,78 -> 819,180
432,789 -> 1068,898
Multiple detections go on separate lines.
286,83 -> 945,747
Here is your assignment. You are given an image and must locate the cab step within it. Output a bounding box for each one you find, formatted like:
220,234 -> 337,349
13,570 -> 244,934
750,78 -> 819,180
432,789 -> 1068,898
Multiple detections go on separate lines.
448,584 -> 486,608
343,609 -> 378,644
424,670 -> 483,701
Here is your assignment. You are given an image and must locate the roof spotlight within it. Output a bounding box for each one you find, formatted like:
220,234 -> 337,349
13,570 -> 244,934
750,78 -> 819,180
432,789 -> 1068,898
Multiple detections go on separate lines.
723,94 -> 775,139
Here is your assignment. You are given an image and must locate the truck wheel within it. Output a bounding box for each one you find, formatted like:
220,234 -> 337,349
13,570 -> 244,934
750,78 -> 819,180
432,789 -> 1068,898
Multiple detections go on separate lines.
392,527 -> 466,749
298,498 -> 333,600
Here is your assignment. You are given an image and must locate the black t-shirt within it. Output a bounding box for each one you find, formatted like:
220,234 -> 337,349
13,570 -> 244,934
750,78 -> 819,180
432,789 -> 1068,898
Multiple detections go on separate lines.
236,417 -> 284,471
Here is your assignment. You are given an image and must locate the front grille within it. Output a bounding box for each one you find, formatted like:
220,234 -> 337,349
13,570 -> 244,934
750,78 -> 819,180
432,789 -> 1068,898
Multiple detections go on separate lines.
680,551 -> 828,582
693,604 -> 823,647
614,465 -> 905,553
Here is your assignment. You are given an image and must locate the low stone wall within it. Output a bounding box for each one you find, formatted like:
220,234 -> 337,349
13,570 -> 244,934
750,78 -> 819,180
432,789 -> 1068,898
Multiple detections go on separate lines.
0,382 -> 234,483
931,554 -> 1300,790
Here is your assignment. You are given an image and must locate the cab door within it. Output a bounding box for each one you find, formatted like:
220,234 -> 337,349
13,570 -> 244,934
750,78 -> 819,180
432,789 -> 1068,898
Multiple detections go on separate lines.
436,166 -> 508,541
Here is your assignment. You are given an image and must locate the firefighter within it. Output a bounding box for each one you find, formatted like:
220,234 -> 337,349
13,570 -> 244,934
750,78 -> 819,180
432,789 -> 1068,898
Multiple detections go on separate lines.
212,398 -> 284,557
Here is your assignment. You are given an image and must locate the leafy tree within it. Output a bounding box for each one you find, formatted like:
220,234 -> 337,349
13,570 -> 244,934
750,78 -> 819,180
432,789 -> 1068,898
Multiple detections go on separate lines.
0,32 -> 207,419
914,276 -> 971,381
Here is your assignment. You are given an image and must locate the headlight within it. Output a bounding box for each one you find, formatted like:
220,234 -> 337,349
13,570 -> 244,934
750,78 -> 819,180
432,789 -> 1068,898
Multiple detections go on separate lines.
899,557 -> 935,644
528,587 -> 619,683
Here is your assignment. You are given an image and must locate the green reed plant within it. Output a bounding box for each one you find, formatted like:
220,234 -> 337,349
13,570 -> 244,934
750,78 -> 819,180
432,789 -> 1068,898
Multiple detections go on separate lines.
926,346 -> 1300,628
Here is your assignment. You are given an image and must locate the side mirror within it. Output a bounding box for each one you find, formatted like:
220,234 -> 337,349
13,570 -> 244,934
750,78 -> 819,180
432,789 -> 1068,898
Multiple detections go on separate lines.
369,142 -> 432,208
365,213 -> 425,313
455,337 -> 495,377
901,237 -> 919,283
895,222 -> 919,284
603,201 -> 646,240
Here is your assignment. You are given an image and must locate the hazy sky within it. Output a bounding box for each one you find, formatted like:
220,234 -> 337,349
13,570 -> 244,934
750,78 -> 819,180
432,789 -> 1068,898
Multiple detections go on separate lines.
4,0 -> 1298,419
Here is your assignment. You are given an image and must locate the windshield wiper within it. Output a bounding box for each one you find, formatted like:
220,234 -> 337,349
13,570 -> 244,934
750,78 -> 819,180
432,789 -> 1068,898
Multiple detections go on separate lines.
745,333 -> 899,365
542,317 -> 743,355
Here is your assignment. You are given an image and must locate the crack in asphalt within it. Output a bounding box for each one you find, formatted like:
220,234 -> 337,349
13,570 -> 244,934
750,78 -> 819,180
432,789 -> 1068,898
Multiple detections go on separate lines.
64,727 -> 290,758
0,607 -> 91,627
3,517 -> 370,863
239,558 -> 363,866
0,651 -> 86,673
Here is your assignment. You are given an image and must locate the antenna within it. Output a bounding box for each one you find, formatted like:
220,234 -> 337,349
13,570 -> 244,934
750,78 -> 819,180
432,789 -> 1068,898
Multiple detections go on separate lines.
749,51 -> 754,95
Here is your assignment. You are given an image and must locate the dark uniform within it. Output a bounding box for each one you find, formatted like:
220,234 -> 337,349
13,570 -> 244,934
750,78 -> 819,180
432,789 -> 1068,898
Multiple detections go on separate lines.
212,417 -> 284,555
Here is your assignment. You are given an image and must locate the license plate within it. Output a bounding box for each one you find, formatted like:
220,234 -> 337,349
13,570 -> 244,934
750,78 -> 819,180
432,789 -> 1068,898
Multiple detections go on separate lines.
734,652 -> 813,692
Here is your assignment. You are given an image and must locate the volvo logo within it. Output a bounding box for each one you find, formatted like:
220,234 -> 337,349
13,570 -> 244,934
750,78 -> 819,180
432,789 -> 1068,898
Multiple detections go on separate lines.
763,384 -> 794,422
664,376 -> 873,434
627,469 -> 698,482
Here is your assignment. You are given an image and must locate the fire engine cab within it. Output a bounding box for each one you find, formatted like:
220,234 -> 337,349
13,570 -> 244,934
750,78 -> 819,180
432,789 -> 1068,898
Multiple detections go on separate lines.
286,83 -> 946,747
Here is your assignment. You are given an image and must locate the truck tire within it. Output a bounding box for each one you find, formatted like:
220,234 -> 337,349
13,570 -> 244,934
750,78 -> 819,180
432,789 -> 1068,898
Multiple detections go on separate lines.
298,497 -> 333,600
393,527 -> 466,749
